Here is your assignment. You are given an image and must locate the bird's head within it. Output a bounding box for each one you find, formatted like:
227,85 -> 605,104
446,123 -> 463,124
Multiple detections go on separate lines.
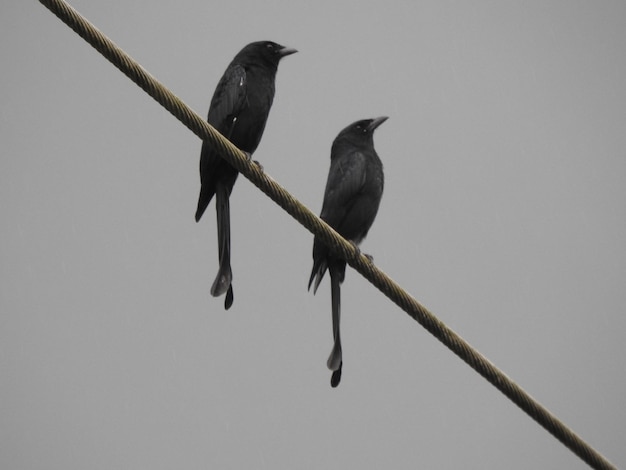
238,41 -> 298,68
335,116 -> 389,146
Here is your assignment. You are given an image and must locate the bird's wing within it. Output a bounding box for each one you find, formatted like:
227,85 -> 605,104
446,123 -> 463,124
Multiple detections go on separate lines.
207,63 -> 247,137
319,150 -> 367,227
195,64 -> 247,221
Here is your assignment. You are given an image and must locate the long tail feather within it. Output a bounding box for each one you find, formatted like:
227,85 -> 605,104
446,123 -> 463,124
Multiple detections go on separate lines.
211,182 -> 233,308
327,265 -> 343,384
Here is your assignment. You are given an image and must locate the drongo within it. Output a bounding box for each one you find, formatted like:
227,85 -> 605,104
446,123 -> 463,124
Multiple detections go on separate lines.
196,41 -> 296,309
309,116 -> 387,387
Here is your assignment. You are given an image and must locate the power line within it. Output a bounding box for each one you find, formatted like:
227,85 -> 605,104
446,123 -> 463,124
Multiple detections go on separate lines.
38,1 -> 617,468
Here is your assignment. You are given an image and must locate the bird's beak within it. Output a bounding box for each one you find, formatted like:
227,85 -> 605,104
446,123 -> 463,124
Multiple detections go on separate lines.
278,46 -> 298,58
367,116 -> 389,132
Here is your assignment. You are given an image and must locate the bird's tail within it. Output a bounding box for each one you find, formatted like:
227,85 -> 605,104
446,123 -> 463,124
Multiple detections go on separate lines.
308,239 -> 330,294
195,186 -> 213,222
211,182 -> 234,309
308,258 -> 327,294
327,263 -> 343,387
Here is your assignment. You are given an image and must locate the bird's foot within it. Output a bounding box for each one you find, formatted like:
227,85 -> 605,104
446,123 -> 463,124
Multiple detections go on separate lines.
242,151 -> 264,171
347,240 -> 373,263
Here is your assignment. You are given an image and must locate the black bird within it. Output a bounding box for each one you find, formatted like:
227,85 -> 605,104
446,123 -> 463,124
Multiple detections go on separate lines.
196,41 -> 296,310
308,116 -> 387,387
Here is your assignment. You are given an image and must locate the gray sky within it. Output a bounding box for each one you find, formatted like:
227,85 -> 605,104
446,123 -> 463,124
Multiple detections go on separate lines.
2,1 -> 625,469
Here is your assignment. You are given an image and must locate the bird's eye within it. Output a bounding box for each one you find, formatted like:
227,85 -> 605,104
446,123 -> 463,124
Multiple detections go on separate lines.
266,44 -> 274,50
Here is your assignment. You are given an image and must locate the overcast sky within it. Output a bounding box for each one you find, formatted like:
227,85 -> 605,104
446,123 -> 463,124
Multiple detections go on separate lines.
2,1 -> 625,469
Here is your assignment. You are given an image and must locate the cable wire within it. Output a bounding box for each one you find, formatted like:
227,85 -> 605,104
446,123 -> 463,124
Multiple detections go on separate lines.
38,1 -> 617,468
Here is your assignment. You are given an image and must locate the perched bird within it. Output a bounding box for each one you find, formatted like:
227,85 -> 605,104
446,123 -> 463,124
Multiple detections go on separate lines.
308,116 -> 387,387
196,41 -> 297,310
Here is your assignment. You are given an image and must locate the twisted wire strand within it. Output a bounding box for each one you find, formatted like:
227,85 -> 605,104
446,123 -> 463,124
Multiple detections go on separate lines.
38,1 -> 616,469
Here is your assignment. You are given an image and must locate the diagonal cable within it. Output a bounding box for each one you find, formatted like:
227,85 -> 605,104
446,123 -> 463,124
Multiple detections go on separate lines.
38,1 -> 616,469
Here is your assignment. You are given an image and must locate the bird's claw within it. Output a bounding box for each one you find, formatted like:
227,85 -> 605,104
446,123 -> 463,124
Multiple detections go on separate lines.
242,151 -> 264,171
347,241 -> 374,263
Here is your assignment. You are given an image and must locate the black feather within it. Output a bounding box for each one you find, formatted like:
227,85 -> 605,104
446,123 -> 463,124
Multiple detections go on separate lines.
196,41 -> 296,309
309,117 -> 387,386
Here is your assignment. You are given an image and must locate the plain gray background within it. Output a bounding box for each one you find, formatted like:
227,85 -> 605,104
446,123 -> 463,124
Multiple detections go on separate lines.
2,1 -> 625,468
